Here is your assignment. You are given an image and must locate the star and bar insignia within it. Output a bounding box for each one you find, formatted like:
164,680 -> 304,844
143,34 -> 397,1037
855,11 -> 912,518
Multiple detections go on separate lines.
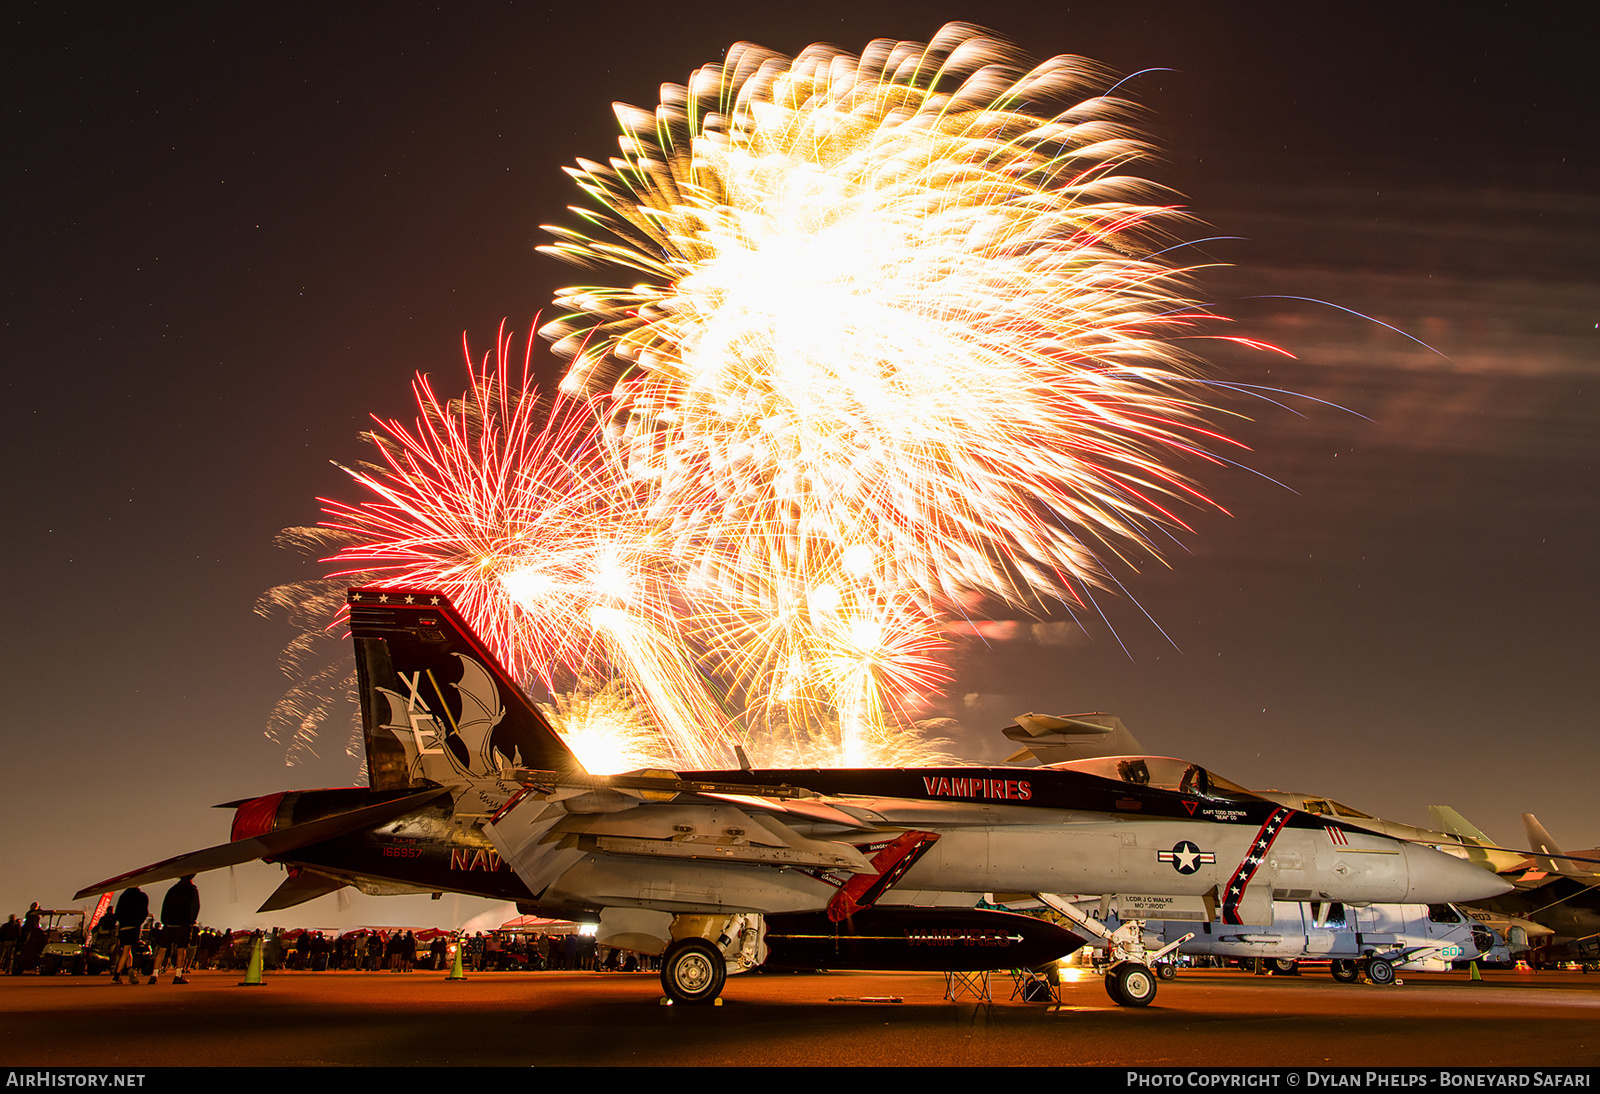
1157,840 -> 1216,875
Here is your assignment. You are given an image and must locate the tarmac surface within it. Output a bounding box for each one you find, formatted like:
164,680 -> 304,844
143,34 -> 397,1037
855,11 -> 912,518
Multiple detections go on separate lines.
2,965 -> 1597,1068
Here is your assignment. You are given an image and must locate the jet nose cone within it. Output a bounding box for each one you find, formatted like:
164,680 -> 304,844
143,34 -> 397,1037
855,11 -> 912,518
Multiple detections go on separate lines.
1403,842 -> 1514,903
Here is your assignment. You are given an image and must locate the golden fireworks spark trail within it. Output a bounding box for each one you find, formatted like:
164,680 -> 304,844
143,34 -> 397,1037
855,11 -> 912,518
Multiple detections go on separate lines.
536,23 -> 1236,762
540,679 -> 664,776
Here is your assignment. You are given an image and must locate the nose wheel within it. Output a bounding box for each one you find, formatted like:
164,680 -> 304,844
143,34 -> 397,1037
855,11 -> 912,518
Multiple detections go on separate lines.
1105,961 -> 1158,1006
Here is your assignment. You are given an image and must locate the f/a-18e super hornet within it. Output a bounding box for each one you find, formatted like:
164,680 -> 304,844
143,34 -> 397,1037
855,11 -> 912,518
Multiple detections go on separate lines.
77,587 -> 1510,1006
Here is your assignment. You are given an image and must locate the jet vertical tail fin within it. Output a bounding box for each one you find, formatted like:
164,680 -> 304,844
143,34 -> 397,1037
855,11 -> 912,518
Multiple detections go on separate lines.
347,587 -> 584,787
1002,712 -> 1146,764
1429,805 -> 1494,844
1521,813 -> 1591,879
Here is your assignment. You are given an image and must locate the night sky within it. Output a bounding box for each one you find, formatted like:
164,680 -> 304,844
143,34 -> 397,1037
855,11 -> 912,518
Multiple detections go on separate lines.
4,1 -> 1595,931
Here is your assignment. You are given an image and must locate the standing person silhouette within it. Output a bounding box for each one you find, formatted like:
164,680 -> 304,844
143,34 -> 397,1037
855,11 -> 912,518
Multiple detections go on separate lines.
111,888 -> 148,985
150,876 -> 200,984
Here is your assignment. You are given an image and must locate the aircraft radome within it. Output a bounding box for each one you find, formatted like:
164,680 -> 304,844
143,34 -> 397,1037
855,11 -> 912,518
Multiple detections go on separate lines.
78,588 -> 1511,1006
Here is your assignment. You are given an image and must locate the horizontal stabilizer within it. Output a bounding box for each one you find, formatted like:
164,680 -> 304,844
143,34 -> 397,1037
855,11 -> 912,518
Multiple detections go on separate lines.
73,786 -> 450,899
258,869 -> 350,913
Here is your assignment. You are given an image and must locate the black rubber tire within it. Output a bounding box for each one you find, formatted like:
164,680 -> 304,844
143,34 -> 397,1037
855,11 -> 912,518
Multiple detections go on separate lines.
1331,959 -> 1360,983
1270,958 -> 1299,975
1104,966 -> 1126,1005
1157,962 -> 1177,981
1365,957 -> 1396,986
660,939 -> 726,1006
1109,962 -> 1157,1007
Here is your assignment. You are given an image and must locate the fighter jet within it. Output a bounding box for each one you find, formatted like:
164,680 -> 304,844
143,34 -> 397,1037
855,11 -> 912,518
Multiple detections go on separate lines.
1458,814 -> 1600,969
76,587 -> 1510,1006
1254,791 -> 1530,875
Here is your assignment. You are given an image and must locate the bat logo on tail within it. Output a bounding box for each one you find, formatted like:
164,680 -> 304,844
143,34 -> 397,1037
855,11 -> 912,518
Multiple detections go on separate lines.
377,653 -> 508,784
349,589 -> 584,790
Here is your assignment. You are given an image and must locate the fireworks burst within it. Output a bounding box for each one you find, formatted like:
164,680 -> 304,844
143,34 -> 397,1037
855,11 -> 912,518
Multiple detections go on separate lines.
258,573 -> 363,766
317,325 -> 612,686
536,24 -> 1232,761
539,680 -> 667,775
287,25 -> 1239,771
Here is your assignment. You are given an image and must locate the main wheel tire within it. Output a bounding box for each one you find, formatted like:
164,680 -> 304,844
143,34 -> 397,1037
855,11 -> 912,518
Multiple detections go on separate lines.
1270,958 -> 1298,975
1365,957 -> 1396,986
660,939 -> 726,1006
1108,962 -> 1157,1007
1331,959 -> 1360,983
1157,963 -> 1177,981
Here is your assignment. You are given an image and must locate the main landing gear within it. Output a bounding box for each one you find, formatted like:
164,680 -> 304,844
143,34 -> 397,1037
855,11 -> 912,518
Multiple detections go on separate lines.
660,938 -> 727,1006
1327,957 -> 1399,985
1363,957 -> 1396,986
652,913 -> 767,1006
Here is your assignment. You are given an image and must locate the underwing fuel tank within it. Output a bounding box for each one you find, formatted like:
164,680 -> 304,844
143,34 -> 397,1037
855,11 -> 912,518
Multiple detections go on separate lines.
762,907 -> 1086,972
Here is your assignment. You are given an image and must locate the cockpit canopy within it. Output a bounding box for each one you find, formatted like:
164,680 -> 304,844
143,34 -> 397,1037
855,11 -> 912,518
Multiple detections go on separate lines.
1046,755 -> 1256,800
